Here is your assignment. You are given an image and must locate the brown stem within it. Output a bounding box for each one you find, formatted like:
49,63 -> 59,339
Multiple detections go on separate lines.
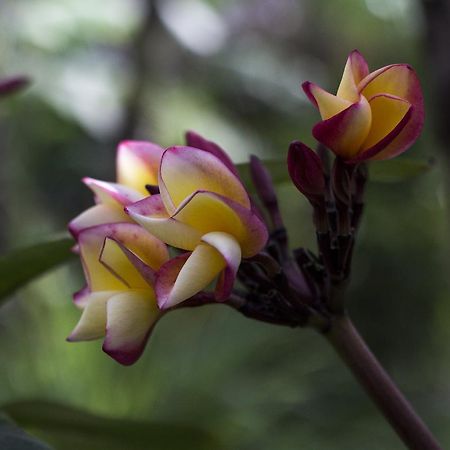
324,314 -> 442,450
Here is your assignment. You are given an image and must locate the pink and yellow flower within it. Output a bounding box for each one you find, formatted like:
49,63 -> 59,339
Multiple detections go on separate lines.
67,222 -> 169,365
69,141 -> 164,236
302,50 -> 424,162
126,140 -> 268,309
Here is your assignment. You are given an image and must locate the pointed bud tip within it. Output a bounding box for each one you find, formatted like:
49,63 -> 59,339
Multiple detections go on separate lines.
287,141 -> 326,199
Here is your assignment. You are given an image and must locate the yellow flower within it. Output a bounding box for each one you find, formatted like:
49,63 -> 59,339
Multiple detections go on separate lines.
302,50 -> 424,162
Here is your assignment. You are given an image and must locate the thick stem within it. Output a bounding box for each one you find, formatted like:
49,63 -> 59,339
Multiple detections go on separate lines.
324,314 -> 442,450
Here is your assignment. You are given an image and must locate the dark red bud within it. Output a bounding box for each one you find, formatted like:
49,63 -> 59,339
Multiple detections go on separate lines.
250,155 -> 277,206
250,155 -> 283,229
287,141 -> 325,200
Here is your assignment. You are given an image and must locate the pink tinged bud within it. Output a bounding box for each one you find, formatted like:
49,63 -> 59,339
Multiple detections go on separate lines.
302,51 -> 424,162
0,76 -> 29,98
287,141 -> 325,199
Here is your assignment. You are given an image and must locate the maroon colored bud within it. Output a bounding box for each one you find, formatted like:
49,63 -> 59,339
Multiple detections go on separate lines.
250,155 -> 277,206
287,141 -> 325,200
0,76 -> 30,98
250,155 -> 283,229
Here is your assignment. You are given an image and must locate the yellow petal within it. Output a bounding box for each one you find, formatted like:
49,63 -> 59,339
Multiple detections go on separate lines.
361,94 -> 411,151
69,203 -> 132,237
116,141 -> 163,196
162,243 -> 226,308
126,195 -> 202,251
80,230 -> 129,292
100,238 -> 150,289
79,223 -> 168,292
103,289 -> 161,365
303,82 -> 352,120
83,178 -> 143,206
67,291 -> 114,341
360,64 -> 413,101
159,146 -> 250,214
337,50 -> 369,102
173,191 -> 266,257
312,95 -> 372,159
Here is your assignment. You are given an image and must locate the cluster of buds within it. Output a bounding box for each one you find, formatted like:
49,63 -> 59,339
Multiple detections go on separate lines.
68,50 -> 424,364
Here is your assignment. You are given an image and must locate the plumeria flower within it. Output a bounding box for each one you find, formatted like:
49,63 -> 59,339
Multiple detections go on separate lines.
67,222 -> 169,365
302,50 -> 424,162
69,141 -> 164,236
126,133 -> 268,309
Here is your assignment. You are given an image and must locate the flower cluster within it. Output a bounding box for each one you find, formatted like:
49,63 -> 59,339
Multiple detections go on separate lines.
68,133 -> 268,364
68,50 -> 424,365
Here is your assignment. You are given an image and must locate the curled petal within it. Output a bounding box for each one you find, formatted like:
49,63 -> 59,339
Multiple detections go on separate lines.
201,232 -> 241,301
83,178 -> 143,206
312,96 -> 372,159
73,285 -> 90,308
156,243 -> 226,309
102,290 -> 161,365
109,237 -> 157,286
126,195 -> 203,251
337,50 -> 369,102
155,253 -> 191,308
302,82 -> 352,120
116,141 -> 164,196
185,131 -> 240,178
348,94 -> 412,163
158,146 -> 250,214
100,238 -> 153,289
68,204 -> 131,238
359,64 -> 420,103
79,223 -> 168,292
173,191 -> 268,257
67,291 -> 114,342
358,64 -> 424,161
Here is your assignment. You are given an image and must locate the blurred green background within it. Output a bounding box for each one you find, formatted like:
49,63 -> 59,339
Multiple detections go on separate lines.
1,0 -> 449,448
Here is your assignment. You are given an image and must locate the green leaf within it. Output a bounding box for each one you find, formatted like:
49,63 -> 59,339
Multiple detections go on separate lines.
368,158 -> 433,183
2,401 -> 221,450
0,414 -> 53,450
0,236 -> 75,303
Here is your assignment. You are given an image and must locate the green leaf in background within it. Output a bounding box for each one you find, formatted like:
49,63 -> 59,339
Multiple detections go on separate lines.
2,401 -> 221,450
0,414 -> 53,450
0,236 -> 75,304
237,157 -> 432,188
368,157 -> 433,183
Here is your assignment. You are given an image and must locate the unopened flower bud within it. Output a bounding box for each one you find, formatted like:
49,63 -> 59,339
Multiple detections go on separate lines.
287,141 -> 326,202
